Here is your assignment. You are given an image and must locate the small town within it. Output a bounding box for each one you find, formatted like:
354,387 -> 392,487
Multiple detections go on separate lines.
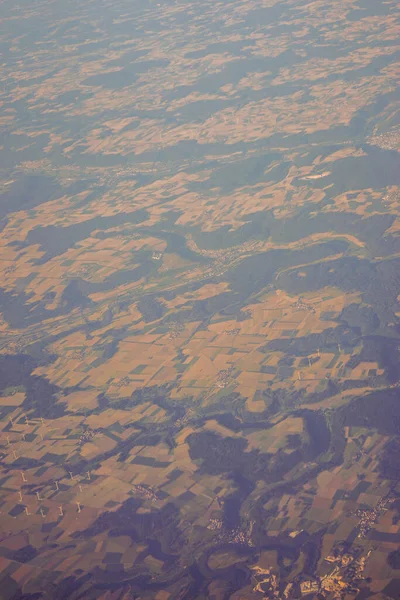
216,366 -> 235,388
207,518 -> 223,531
168,320 -> 185,340
369,129 -> 400,151
355,494 -> 394,539
79,427 -> 101,445
294,297 -> 316,314
132,484 -> 160,504
217,525 -> 255,547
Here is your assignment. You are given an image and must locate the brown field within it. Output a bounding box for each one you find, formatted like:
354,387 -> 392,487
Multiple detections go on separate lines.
208,550 -> 247,570
1,0 -> 400,596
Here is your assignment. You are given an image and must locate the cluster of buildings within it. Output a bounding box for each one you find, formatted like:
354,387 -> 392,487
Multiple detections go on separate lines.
168,321 -> 184,340
217,525 -> 254,547
355,507 -> 378,539
174,408 -> 195,429
207,518 -> 223,531
355,494 -> 394,539
76,263 -> 98,279
174,414 -> 190,428
186,234 -> 260,279
216,366 -> 235,388
382,189 -> 400,206
294,297 -> 316,314
112,376 -> 132,388
370,130 -> 400,151
204,262 -> 228,278
79,427 -> 100,445
1,339 -> 24,354
70,349 -> 86,360
225,328 -> 240,336
132,484 -> 159,503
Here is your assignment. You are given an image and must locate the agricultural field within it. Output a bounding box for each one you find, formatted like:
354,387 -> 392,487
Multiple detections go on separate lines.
1,0 -> 400,597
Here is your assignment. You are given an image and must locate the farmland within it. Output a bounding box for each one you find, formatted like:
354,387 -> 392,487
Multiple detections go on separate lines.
1,0 -> 400,597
